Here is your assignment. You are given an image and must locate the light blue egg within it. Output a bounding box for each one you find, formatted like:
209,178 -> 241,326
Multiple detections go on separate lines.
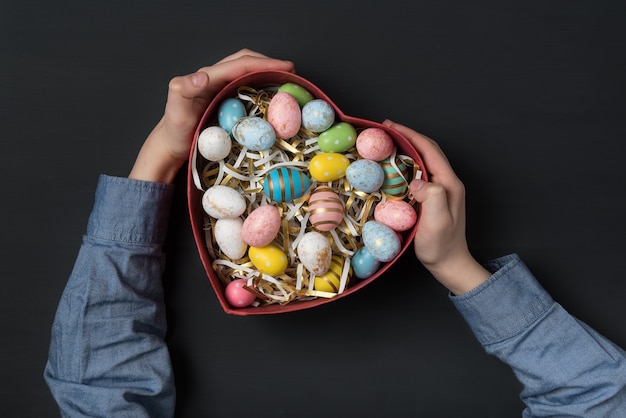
351,246 -> 381,279
346,159 -> 385,193
218,98 -> 246,133
362,220 -> 401,262
301,99 -> 335,133
231,116 -> 276,151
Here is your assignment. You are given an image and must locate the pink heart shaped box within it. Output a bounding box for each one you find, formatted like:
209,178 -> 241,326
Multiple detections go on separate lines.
187,70 -> 428,315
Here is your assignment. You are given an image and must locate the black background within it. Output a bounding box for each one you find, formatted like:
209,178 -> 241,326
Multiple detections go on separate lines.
2,0 -> 626,416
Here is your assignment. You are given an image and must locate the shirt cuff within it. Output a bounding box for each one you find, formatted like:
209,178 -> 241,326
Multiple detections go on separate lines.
87,174 -> 175,246
450,254 -> 555,346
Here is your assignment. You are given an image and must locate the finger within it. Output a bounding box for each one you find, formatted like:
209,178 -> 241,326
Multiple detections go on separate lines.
410,180 -> 451,219
214,48 -> 269,64
383,120 -> 456,182
198,55 -> 295,97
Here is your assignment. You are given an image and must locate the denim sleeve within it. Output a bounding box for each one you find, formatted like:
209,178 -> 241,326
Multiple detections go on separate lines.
44,174 -> 176,417
451,254 -> 626,417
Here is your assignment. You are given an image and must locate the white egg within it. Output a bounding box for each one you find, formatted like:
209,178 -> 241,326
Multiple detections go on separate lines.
297,231 -> 332,276
214,218 -> 248,260
202,185 -> 246,219
198,126 -> 232,161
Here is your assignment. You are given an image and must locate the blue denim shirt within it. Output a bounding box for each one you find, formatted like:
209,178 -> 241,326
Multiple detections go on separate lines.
45,175 -> 626,417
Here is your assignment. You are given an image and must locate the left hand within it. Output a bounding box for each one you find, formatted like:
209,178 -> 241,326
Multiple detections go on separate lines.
129,49 -> 295,183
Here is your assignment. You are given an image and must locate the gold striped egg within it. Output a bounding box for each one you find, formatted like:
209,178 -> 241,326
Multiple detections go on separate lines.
308,185 -> 344,232
314,255 -> 351,293
380,157 -> 410,197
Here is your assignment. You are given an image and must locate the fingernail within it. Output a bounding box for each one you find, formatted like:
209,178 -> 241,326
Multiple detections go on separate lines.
191,72 -> 205,87
410,179 -> 426,191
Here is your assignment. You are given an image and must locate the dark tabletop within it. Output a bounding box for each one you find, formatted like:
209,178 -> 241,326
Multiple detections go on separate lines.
3,0 -> 626,416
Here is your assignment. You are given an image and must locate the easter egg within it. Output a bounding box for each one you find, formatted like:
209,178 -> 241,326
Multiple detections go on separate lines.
214,217 -> 247,260
309,152 -> 350,182
297,231 -> 332,276
362,220 -> 401,262
249,244 -> 288,276
346,159 -> 385,193
301,99 -> 335,133
218,98 -> 246,133
318,122 -> 357,153
351,246 -> 381,279
202,185 -> 247,219
356,128 -> 394,161
308,185 -> 343,232
241,205 -> 281,247
225,278 -> 256,308
278,83 -> 314,107
231,116 -> 276,151
374,200 -> 417,232
198,126 -> 232,161
314,255 -> 349,293
380,157 -> 410,197
263,167 -> 311,202
268,92 -> 301,139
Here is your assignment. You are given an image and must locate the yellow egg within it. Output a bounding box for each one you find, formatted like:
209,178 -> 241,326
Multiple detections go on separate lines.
309,152 -> 350,182
314,255 -> 350,293
249,244 -> 288,276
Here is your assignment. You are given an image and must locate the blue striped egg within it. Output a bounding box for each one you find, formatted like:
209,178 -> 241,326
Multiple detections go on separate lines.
380,157 -> 410,197
263,167 -> 311,202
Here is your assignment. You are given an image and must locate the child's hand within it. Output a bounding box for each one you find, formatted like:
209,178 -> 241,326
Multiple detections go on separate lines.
383,120 -> 490,295
129,49 -> 295,184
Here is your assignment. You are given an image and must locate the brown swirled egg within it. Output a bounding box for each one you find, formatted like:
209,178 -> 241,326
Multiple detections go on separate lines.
308,185 -> 343,232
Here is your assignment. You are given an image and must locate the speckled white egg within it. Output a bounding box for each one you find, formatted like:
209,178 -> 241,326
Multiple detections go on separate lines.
202,185 -> 246,219
301,99 -> 335,133
198,126 -> 232,161
297,231 -> 332,276
362,220 -> 401,262
346,159 -> 385,193
214,217 -> 247,260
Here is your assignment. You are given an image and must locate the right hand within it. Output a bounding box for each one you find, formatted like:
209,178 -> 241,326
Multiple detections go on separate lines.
383,120 -> 490,295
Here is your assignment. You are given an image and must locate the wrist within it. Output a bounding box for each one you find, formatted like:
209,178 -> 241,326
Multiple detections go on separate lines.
129,131 -> 186,184
425,252 -> 491,296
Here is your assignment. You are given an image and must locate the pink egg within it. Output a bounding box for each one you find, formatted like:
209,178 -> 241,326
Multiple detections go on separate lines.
268,92 -> 301,139
242,205 -> 282,247
225,278 -> 256,308
356,128 -> 394,161
374,200 -> 417,231
308,185 -> 344,231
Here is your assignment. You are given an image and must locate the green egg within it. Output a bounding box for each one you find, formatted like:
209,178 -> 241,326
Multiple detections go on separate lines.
318,122 -> 357,153
278,83 -> 314,107
381,157 -> 410,197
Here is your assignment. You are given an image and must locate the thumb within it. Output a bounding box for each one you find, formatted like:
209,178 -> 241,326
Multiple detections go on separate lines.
410,179 -> 449,215
164,71 -> 212,130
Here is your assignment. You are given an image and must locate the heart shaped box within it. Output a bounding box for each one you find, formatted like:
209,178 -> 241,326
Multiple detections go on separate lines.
187,70 -> 427,315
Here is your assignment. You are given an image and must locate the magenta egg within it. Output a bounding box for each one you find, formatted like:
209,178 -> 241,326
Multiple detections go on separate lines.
267,91 -> 301,139
242,205 -> 282,247
308,185 -> 344,231
225,278 -> 256,308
